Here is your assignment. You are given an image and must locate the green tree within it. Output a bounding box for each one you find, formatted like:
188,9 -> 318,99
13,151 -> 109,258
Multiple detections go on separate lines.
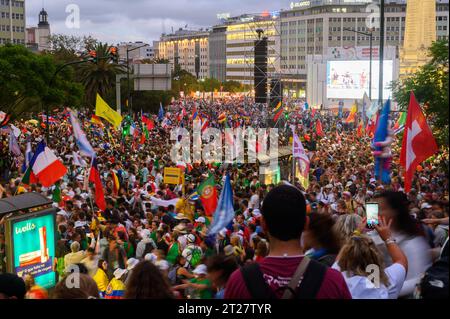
391,40 -> 449,145
0,44 -> 83,119
78,42 -> 126,107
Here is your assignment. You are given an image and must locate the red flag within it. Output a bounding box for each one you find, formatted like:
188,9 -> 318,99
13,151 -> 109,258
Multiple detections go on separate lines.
357,120 -> 364,138
400,92 -> 438,193
316,119 -> 324,137
142,115 -> 154,130
89,159 -> 106,211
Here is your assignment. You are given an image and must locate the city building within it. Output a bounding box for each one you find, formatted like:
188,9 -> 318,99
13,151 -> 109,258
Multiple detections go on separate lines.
280,0 -> 449,98
117,41 -> 155,63
400,0 -> 437,76
0,0 -> 26,45
222,13 -> 281,85
209,25 -> 227,82
26,8 -> 50,52
158,28 -> 210,79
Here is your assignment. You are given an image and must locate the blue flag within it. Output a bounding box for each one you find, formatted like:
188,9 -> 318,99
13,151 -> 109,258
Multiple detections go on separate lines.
373,99 -> 391,184
208,174 -> 234,235
158,103 -> 165,121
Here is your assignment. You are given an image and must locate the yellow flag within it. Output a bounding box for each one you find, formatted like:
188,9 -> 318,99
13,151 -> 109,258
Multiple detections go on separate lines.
95,94 -> 122,129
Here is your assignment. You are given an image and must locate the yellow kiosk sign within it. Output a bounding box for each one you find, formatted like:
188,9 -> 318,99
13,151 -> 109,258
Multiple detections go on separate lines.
164,167 -> 183,185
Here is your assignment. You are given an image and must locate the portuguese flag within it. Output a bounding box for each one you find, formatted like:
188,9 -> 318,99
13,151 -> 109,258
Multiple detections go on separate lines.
197,175 -> 218,217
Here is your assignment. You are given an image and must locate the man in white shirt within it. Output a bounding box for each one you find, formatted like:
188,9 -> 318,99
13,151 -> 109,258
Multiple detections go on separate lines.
248,186 -> 259,211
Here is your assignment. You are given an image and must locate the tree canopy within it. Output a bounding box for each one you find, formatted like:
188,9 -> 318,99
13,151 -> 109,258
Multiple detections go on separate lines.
392,40 -> 449,145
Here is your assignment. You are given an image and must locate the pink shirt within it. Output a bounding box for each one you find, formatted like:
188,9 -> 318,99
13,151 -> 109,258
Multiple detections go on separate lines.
225,256 -> 352,299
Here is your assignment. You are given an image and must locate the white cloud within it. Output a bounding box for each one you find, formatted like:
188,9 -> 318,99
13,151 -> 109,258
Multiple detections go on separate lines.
27,0 -> 286,43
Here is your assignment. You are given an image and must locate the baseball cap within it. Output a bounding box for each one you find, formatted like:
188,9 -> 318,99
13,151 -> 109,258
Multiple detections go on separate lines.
193,264 -> 208,275
126,258 -> 139,271
113,268 -> 128,280
186,234 -> 196,243
195,217 -> 206,224
421,202 -> 432,209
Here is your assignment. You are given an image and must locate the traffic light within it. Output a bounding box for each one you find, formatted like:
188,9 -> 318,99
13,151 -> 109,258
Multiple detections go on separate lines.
88,50 -> 97,63
109,46 -> 118,63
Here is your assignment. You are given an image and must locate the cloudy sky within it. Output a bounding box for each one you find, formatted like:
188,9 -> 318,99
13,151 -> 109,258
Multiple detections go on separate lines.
27,0 -> 289,44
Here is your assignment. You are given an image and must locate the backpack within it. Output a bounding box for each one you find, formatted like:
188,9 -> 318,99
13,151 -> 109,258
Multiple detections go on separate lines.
418,256 -> 449,299
240,256 -> 327,299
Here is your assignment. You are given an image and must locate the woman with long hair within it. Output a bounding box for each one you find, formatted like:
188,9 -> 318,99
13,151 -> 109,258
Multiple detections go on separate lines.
333,216 -> 408,299
124,261 -> 174,299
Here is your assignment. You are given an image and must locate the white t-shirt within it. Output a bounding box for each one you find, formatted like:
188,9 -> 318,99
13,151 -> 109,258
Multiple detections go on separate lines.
249,194 -> 260,210
332,262 -> 406,299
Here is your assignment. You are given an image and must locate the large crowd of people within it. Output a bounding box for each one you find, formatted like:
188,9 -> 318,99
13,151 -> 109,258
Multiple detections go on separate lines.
0,96 -> 448,299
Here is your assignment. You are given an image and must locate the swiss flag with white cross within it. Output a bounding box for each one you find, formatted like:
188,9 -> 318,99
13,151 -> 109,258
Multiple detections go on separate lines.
400,91 -> 438,193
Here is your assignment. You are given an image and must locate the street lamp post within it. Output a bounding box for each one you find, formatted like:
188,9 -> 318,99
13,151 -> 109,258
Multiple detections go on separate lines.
344,28 -> 374,100
379,0 -> 385,108
126,43 -> 150,114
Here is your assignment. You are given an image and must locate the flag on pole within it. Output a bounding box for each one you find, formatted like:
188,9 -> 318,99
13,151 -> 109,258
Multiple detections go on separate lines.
293,131 -> 310,189
345,102 -> 358,123
400,92 -> 438,193
91,115 -> 104,127
72,151 -> 87,167
89,158 -> 106,211
357,119 -> 364,138
52,181 -> 62,204
316,119 -> 324,137
393,111 -> 407,131
208,174 -> 234,235
273,101 -> 283,122
198,175 -> 218,217
8,128 -> 21,157
22,141 -> 67,187
217,112 -> 227,124
158,103 -> 165,121
111,171 -> 120,195
69,110 -> 96,158
95,94 -> 123,129
361,92 -> 371,126
373,99 -> 392,184
142,115 -> 155,131
190,106 -> 198,121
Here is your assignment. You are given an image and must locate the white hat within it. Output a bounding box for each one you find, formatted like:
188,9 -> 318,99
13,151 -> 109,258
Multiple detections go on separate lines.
370,178 -> 376,184
195,217 -> 206,224
346,181 -> 353,187
192,264 -> 208,275
421,202 -> 432,209
113,268 -> 128,280
186,234 -> 196,243
140,229 -> 151,239
325,184 -> 333,189
144,253 -> 157,263
74,221 -> 86,228
218,229 -> 227,238
126,258 -> 139,271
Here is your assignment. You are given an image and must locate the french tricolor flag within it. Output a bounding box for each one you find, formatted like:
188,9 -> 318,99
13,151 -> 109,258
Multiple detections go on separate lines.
22,141 -> 67,187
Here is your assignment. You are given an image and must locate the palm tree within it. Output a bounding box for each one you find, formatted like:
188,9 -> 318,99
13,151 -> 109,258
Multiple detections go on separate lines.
79,42 -> 125,107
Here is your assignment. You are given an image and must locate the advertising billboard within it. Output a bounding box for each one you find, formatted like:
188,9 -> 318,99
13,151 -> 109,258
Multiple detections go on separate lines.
326,60 -> 393,100
7,211 -> 56,289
